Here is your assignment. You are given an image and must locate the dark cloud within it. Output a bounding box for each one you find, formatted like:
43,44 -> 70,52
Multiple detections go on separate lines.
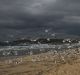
0,0 -> 80,40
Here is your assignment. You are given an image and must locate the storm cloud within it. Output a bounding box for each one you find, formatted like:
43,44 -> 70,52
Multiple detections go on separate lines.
0,0 -> 80,40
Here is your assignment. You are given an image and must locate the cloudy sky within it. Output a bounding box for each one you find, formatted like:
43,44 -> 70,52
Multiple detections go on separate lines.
0,0 -> 80,40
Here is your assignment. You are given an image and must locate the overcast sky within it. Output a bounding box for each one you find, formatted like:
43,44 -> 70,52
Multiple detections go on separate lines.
0,0 -> 80,40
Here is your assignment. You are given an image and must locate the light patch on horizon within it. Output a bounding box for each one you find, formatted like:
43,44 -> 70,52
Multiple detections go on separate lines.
62,16 -> 80,23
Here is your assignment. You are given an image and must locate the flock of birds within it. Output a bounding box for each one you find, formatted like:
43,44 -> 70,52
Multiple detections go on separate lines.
2,45 -> 80,65
30,48 -> 80,62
